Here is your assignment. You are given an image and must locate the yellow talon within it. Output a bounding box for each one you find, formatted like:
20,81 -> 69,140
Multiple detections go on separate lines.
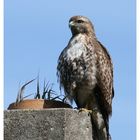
78,108 -> 92,114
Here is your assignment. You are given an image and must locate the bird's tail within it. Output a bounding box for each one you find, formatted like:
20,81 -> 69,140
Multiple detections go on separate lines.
84,92 -> 111,140
90,107 -> 111,140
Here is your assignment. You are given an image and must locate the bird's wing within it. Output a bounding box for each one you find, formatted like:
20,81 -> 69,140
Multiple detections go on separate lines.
94,41 -> 114,115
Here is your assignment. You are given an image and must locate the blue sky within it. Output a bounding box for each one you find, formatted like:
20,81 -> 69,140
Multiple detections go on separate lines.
4,0 -> 136,140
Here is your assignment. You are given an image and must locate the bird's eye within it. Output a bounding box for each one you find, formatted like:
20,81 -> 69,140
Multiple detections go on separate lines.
77,20 -> 84,23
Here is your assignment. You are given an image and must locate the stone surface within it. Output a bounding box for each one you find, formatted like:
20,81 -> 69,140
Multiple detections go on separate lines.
4,108 -> 93,140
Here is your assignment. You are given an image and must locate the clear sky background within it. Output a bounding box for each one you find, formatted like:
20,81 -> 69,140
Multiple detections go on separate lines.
4,0 -> 136,140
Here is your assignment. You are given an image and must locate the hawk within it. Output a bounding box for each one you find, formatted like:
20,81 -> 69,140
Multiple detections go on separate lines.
57,16 -> 114,140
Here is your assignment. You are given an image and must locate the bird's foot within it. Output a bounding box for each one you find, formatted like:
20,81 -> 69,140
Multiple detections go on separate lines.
78,108 -> 92,115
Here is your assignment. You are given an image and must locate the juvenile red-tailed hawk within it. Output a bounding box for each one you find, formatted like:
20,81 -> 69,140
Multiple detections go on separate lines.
57,16 -> 114,140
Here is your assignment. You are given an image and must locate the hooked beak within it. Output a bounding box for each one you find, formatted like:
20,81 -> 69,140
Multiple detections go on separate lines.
69,21 -> 75,28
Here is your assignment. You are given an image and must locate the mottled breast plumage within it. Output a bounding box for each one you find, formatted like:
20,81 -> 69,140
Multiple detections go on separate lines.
57,34 -> 97,98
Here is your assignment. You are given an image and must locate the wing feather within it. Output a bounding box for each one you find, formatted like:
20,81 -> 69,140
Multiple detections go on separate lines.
94,41 -> 114,115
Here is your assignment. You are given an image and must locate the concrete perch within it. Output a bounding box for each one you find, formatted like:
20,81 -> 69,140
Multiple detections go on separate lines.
4,108 -> 93,140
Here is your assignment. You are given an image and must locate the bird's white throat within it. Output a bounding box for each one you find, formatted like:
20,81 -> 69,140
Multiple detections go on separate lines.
66,35 -> 86,60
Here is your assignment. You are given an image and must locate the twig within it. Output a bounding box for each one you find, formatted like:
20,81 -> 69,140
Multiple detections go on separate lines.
16,78 -> 36,103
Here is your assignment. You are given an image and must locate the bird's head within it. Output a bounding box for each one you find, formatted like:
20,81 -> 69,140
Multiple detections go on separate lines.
69,16 -> 95,36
